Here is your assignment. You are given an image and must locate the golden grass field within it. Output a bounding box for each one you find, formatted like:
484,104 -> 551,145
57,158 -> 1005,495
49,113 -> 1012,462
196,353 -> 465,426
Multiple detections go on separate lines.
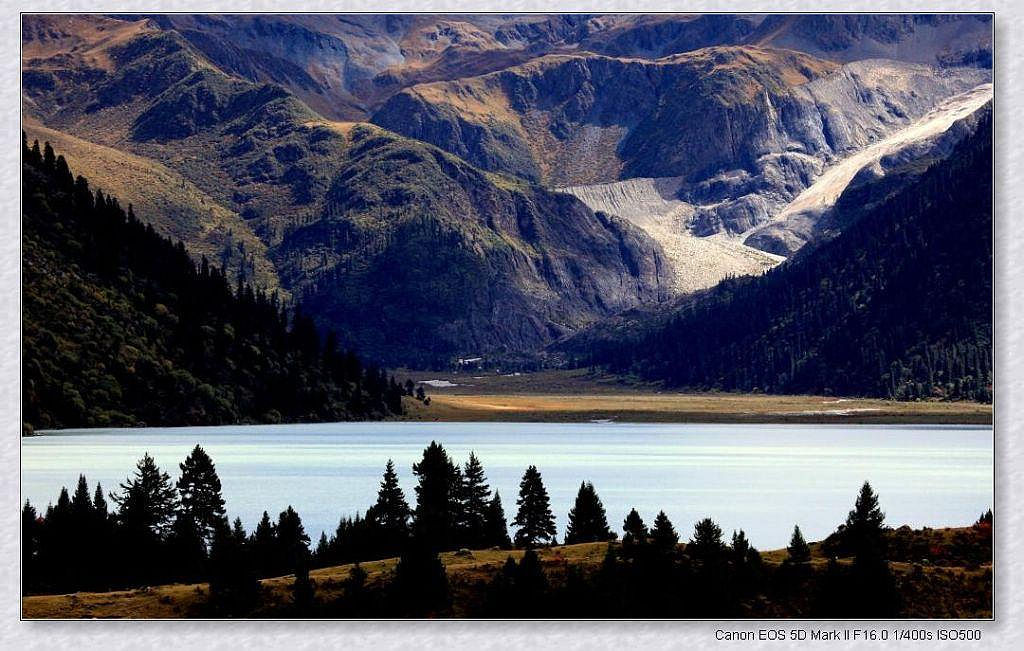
23,529 -> 991,619
397,369 -> 993,424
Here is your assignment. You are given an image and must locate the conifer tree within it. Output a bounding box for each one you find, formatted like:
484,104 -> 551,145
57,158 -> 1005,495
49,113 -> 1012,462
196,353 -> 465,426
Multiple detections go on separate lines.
688,517 -> 725,563
177,445 -> 227,547
459,452 -> 491,548
512,465 -> 557,548
650,511 -> 679,552
731,530 -> 750,565
564,481 -> 615,544
622,508 -> 648,547
483,491 -> 512,549
843,481 -> 887,559
70,474 -> 92,522
411,441 -> 461,550
250,510 -> 277,578
112,453 -> 178,539
42,141 -> 55,171
369,459 -> 410,554
275,506 -> 311,575
22,501 -> 39,591
787,525 -> 811,563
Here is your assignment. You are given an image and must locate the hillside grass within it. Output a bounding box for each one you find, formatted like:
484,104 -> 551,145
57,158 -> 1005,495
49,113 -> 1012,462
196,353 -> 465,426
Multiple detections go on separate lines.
23,528 -> 991,619
22,120 -> 282,293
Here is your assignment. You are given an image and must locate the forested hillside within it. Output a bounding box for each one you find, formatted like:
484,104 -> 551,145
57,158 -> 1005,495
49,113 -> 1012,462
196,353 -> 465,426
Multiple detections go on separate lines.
573,112 -> 992,401
22,137 -> 405,431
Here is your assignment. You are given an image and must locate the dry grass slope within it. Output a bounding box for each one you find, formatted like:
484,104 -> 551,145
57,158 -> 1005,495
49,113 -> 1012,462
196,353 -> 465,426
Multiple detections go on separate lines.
23,120 -> 283,293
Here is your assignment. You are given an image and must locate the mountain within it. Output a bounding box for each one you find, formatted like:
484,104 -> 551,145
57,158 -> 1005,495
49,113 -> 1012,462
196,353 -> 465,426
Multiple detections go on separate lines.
22,14 -> 670,366
21,13 -> 994,370
22,138 -> 406,431
283,125 -> 671,366
562,110 -> 992,401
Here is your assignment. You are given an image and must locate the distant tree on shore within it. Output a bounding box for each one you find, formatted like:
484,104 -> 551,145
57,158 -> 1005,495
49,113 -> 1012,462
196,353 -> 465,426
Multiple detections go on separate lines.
512,465 -> 557,548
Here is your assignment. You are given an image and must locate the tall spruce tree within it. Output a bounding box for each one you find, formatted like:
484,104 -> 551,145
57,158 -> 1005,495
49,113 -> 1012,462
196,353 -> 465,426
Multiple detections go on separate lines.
622,508 -> 648,547
787,525 -> 811,563
512,466 -> 557,548
564,481 -> 615,544
275,506 -> 311,574
459,452 -> 491,548
843,481 -> 887,559
176,445 -> 227,547
483,491 -> 512,549
110,453 -> 178,585
411,441 -> 461,550
369,459 -> 410,555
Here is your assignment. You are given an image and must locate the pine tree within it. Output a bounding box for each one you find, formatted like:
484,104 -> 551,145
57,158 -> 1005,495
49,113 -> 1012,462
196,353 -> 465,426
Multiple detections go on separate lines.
369,459 -> 410,555
787,525 -> 811,563
650,511 -> 679,552
112,453 -> 178,539
512,465 -> 557,548
843,481 -> 887,559
275,506 -> 311,575
483,491 -> 512,549
688,517 -> 725,563
42,141 -> 55,171
250,510 -> 277,578
564,481 -> 615,544
622,508 -> 648,547
22,501 -> 39,591
459,452 -> 491,548
176,445 -> 227,547
731,530 -> 750,565
411,441 -> 461,551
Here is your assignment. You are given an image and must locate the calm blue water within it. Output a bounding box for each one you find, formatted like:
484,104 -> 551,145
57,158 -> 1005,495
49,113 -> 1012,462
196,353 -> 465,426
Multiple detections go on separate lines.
21,422 -> 992,550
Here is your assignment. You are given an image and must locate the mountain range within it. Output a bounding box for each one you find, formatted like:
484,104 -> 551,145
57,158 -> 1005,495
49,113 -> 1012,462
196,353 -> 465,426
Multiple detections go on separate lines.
22,13 -> 993,382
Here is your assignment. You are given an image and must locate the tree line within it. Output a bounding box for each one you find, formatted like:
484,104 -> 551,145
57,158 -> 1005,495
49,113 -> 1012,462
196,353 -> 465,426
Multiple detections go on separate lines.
22,440 -> 980,617
573,113 -> 992,402
22,136 -> 412,430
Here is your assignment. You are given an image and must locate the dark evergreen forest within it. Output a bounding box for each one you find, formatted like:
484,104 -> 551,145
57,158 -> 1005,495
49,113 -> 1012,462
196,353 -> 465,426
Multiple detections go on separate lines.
22,137 -> 407,430
578,114 -> 993,401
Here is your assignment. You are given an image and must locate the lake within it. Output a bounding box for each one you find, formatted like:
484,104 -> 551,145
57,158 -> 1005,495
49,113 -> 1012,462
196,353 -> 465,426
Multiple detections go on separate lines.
21,422 -> 993,550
